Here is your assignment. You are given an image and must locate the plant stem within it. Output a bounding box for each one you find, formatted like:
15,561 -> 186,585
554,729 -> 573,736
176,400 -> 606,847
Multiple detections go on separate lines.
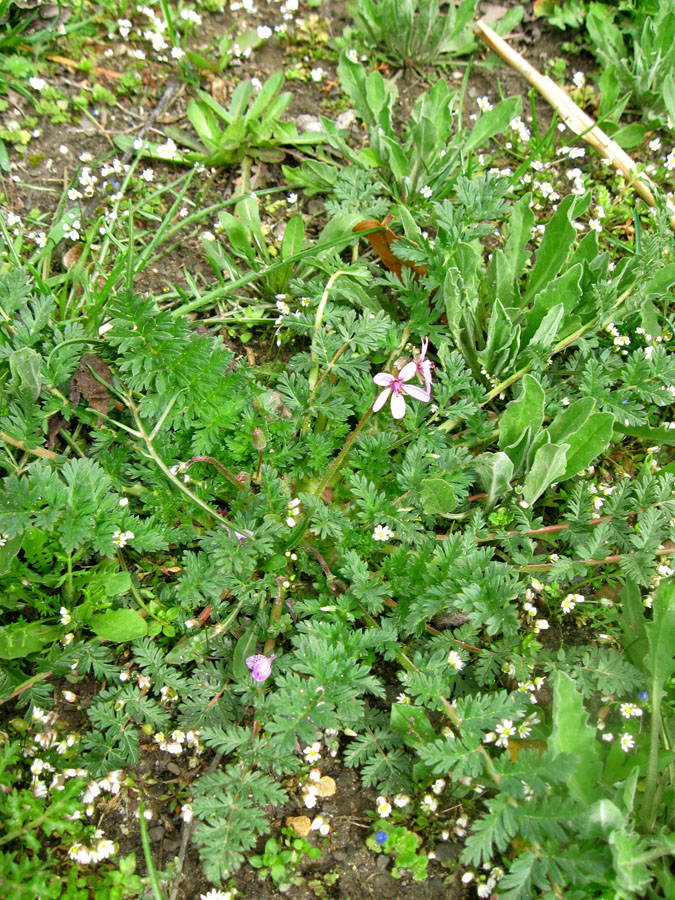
126,400 -> 234,527
310,407 -> 373,499
139,799 -> 166,900
183,455 -> 246,491
641,667 -> 665,827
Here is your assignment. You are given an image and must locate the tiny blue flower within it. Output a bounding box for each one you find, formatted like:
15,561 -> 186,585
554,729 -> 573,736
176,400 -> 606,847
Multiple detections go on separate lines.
375,830 -> 388,845
112,181 -> 120,189
637,690 -> 649,702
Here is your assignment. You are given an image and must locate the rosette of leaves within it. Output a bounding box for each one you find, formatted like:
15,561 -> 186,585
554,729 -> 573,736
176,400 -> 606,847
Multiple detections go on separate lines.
116,72 -> 328,167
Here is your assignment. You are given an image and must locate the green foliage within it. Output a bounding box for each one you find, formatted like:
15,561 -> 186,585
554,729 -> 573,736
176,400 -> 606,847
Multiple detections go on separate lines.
286,55 -> 521,204
115,73 -> 328,167
586,0 -> 675,128
348,0 -> 479,66
249,828 -> 321,891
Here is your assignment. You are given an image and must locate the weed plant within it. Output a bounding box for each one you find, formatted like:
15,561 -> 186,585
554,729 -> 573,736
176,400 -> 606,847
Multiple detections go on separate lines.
0,4 -> 674,900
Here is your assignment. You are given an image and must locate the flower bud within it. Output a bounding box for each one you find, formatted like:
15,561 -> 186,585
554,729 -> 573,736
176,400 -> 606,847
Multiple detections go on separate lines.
252,428 -> 266,450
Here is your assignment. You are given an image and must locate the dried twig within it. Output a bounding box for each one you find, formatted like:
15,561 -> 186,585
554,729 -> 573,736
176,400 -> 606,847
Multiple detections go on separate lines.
475,20 -> 675,229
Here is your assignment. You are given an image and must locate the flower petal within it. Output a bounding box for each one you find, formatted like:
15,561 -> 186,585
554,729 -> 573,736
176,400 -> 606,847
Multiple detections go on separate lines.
398,360 -> 417,382
373,372 -> 394,387
419,336 -> 428,359
402,383 -> 430,402
390,392 -> 406,419
372,387 -> 391,412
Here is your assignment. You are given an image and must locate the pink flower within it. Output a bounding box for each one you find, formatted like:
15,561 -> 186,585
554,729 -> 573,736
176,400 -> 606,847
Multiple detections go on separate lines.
246,653 -> 276,682
221,523 -> 254,543
414,337 -> 434,394
372,361 -> 430,419
395,337 -> 434,394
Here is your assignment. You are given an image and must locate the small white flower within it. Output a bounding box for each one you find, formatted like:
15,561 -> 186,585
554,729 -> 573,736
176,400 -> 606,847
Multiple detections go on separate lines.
620,733 -> 635,752
447,650 -> 464,671
394,793 -> 410,808
372,524 -> 394,542
69,843 -> 92,864
303,742 -> 322,764
420,184 -> 433,199
421,794 -> 438,813
494,719 -> 516,748
94,838 -> 116,860
432,778 -> 446,795
257,25 -> 272,40
29,76 -> 47,91
572,71 -> 585,88
60,607 -> 71,625
310,67 -> 324,82
376,795 -> 392,817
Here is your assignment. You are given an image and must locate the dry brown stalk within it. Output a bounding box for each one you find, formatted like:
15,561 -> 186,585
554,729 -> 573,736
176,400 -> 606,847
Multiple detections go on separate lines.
475,20 -> 675,229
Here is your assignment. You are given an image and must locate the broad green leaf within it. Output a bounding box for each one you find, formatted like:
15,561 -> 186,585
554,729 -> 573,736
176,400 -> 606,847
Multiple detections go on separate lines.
88,609 -> 148,642
609,829 -> 652,893
0,138 -> 9,173
524,193 -> 590,303
0,623 -> 59,659
218,211 -> 253,261
281,215 -> 305,261
613,422 -> 675,447
391,704 -> 437,749
644,578 -> 675,701
524,301 -> 565,353
611,123 -> 646,150
479,299 -> 520,376
521,265 -> 582,346
9,347 -> 42,401
474,452 -> 514,512
522,441 -> 569,507
619,581 -> 649,670
547,397 -> 596,446
561,412 -> 614,480
664,73 -> 675,129
420,476 -> 458,516
550,670 -> 601,803
504,192 -> 535,284
0,533 -> 21,576
187,99 -> 222,151
232,625 -> 258,681
465,96 -> 522,152
584,799 -> 625,836
643,262 -> 675,297
485,249 -> 516,306
498,374 -> 545,469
